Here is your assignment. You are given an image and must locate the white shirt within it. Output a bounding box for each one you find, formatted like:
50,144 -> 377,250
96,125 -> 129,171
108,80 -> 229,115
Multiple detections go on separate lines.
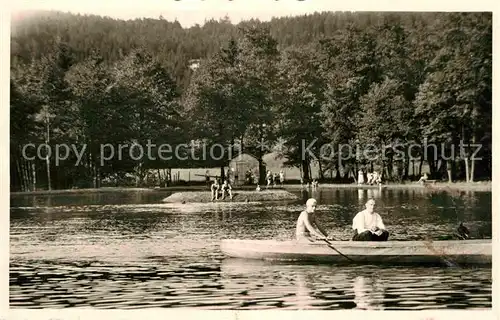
352,210 -> 385,233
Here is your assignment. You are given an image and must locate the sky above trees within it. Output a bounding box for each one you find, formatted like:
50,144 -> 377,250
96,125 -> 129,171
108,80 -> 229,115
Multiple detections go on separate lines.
10,0 -> 496,28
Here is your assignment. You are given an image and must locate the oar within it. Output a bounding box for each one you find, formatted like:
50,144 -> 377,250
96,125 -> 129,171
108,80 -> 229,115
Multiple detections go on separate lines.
320,238 -> 355,262
422,238 -> 460,268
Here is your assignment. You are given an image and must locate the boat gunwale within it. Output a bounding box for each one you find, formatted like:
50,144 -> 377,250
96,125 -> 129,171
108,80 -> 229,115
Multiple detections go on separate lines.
220,238 -> 492,249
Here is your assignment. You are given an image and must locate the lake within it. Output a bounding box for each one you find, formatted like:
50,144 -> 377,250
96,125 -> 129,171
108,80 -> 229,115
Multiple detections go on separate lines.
10,187 -> 492,310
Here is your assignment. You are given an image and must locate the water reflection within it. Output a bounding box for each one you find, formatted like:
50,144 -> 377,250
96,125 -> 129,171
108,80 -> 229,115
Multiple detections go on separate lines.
219,258 -> 491,310
353,275 -> 385,310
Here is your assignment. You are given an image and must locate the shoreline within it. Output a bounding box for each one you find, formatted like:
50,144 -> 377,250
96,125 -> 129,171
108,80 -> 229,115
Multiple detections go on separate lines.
301,181 -> 492,192
10,181 -> 491,196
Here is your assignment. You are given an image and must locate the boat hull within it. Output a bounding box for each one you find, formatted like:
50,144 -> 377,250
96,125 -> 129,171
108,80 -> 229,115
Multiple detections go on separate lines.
220,239 -> 492,266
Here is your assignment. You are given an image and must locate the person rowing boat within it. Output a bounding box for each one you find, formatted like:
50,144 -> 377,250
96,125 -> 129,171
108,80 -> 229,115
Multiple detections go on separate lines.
296,198 -> 330,242
352,199 -> 389,241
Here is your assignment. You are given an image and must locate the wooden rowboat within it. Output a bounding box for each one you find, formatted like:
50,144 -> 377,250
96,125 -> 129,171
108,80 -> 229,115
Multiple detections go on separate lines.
220,239 -> 492,266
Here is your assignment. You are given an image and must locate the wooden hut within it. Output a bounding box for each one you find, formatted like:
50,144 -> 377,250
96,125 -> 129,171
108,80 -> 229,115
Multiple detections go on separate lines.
228,153 -> 262,186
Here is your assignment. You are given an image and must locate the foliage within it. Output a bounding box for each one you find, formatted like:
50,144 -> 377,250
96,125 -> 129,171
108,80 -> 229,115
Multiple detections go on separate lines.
10,11 -> 492,190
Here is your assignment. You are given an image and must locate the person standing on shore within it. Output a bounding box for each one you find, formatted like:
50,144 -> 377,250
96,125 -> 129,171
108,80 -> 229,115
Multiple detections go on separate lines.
266,170 -> 272,189
279,170 -> 285,187
205,170 -> 211,187
358,170 -> 365,185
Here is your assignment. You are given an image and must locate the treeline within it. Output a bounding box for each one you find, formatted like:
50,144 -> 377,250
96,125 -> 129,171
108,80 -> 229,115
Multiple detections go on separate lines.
10,11 -> 492,191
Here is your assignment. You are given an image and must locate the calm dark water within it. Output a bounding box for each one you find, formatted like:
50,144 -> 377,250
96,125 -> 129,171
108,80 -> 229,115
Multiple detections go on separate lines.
10,187 -> 492,309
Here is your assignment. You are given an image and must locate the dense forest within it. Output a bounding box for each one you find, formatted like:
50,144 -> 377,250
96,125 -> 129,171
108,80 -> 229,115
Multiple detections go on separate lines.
10,11 -> 492,191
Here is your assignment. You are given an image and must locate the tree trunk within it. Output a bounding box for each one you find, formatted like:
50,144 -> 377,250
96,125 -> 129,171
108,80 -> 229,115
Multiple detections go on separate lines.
351,167 -> 357,184
462,126 -> 470,183
240,134 -> 245,153
163,168 -> 170,187
258,159 -> 265,184
404,155 -> 410,180
318,161 -> 324,180
428,159 -> 436,178
32,161 -> 37,191
470,156 -> 475,182
220,166 -> 225,182
446,160 -> 452,183
470,135 -> 476,182
157,169 -> 162,186
96,165 -> 101,188
386,155 -> 393,180
418,154 -> 423,177
335,165 -> 340,180
15,157 -> 25,192
343,168 -> 349,180
19,157 -> 26,191
90,153 -> 96,188
45,120 -> 52,191
301,159 -> 310,182
25,158 -> 32,191
464,156 -> 470,183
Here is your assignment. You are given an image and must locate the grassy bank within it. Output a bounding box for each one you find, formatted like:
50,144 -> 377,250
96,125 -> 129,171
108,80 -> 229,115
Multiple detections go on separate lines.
295,181 -> 492,192
162,190 -> 300,203
10,187 -> 155,196
10,181 -> 491,196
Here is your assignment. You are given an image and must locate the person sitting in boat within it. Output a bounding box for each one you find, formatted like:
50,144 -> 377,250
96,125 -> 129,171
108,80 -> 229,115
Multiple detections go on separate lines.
210,179 -> 220,201
352,199 -> 389,241
296,198 -> 329,242
221,180 -> 233,200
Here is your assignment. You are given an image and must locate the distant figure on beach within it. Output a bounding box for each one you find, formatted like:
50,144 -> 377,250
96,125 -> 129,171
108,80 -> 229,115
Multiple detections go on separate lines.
352,199 -> 389,241
312,179 -> 319,188
366,172 -> 374,185
221,180 -> 233,200
279,170 -> 285,187
358,170 -> 365,185
457,222 -> 470,240
418,173 -> 428,184
372,171 -> 382,186
296,198 -> 329,242
266,170 -> 272,189
210,179 -> 220,201
256,184 -> 261,191
205,170 -> 211,187
273,172 -> 279,187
